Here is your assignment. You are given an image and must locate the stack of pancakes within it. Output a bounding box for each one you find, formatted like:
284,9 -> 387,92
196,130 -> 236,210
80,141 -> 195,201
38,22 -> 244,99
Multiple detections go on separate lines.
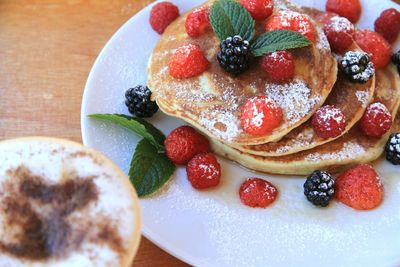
148,0 -> 400,175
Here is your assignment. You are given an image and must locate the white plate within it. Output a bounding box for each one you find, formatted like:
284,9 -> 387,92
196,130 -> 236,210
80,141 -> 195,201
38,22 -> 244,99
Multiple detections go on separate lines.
81,1 -> 400,266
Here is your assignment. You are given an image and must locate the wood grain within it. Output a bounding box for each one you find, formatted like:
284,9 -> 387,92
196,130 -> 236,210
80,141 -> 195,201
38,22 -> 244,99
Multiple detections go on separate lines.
0,0 -> 188,266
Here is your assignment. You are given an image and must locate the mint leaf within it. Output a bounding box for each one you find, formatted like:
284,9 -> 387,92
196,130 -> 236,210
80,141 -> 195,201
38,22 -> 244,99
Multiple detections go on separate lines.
210,0 -> 255,41
89,114 -> 165,151
129,139 -> 176,197
251,30 -> 312,57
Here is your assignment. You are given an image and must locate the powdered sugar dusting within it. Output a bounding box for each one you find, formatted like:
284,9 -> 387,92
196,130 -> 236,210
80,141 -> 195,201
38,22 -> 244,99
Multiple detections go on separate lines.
199,109 -> 242,141
199,163 -> 219,179
328,16 -> 353,32
265,79 -> 321,124
356,90 -> 370,108
274,128 -> 315,153
305,142 -> 366,162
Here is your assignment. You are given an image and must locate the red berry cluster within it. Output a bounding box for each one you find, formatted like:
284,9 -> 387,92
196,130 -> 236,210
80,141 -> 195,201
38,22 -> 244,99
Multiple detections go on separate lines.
312,105 -> 347,139
240,96 -> 283,136
239,178 -> 278,208
265,11 -> 317,43
336,164 -> 383,210
165,126 -> 221,189
360,102 -> 393,137
168,43 -> 209,79
321,0 -> 397,70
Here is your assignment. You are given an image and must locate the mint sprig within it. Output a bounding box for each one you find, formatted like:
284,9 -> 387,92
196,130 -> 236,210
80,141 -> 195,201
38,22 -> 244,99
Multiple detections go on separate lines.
209,0 -> 312,57
89,113 -> 176,197
251,30 -> 312,57
210,0 -> 255,41
89,114 -> 165,152
129,139 -> 175,197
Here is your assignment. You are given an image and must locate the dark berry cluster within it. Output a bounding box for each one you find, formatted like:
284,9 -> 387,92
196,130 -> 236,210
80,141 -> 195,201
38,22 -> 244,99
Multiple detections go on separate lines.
391,50 -> 400,74
217,35 -> 251,75
340,51 -> 375,83
304,170 -> 335,207
125,85 -> 158,118
385,133 -> 400,165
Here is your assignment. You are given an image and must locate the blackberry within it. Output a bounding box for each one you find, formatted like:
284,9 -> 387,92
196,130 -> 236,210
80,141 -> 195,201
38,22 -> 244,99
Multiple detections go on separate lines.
304,170 -> 335,207
391,50 -> 400,74
340,51 -> 375,83
385,133 -> 400,165
217,35 -> 251,75
125,85 -> 158,118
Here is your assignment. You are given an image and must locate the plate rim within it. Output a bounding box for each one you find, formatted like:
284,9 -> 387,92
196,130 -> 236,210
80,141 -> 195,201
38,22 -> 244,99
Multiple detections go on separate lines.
80,1 -> 204,266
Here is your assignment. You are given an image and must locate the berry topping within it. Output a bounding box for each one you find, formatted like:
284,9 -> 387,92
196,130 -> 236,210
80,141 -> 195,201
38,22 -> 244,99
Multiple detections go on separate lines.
326,0 -> 361,23
312,105 -> 347,139
374,8 -> 400,44
303,170 -> 335,207
186,153 -> 221,189
217,35 -> 251,75
261,51 -> 295,82
169,43 -> 209,79
150,2 -> 180,34
336,164 -> 383,210
239,178 -> 278,208
165,126 -> 210,165
323,16 -> 355,53
185,6 -> 210,37
315,12 -> 338,25
265,11 -> 316,43
392,50 -> 400,65
360,102 -> 392,137
354,29 -> 392,70
392,50 -> 400,74
385,133 -> 400,165
240,0 -> 274,21
339,51 -> 375,83
125,86 -> 159,118
241,96 -> 283,136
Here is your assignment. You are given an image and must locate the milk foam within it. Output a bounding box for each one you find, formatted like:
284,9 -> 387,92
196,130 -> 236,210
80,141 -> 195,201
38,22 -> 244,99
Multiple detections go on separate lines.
0,138 -> 139,267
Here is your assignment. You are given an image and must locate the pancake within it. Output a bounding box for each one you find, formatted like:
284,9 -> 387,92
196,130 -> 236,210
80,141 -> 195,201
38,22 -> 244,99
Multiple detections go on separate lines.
211,64 -> 400,175
0,137 -> 141,267
148,0 -> 337,146
234,43 -> 375,156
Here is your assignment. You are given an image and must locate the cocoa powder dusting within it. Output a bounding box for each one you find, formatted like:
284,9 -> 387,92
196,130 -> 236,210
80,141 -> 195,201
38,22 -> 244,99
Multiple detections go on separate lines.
0,165 -> 124,262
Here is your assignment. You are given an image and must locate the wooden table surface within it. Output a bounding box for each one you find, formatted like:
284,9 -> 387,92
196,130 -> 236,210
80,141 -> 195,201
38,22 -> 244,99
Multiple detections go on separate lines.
0,0 -> 188,266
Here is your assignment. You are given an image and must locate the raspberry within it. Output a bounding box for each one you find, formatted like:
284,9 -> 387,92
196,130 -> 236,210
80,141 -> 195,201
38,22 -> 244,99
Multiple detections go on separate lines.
312,105 -> 347,139
374,8 -> 400,44
240,0 -> 274,21
185,6 -> 210,37
326,0 -> 361,23
323,16 -> 355,53
186,153 -> 221,189
164,126 -> 210,165
261,51 -> 295,82
315,12 -> 338,25
336,164 -> 384,210
150,2 -> 180,34
241,96 -> 283,136
168,43 -> 209,79
265,11 -> 316,43
354,29 -> 392,70
360,102 -> 392,137
239,178 -> 278,208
